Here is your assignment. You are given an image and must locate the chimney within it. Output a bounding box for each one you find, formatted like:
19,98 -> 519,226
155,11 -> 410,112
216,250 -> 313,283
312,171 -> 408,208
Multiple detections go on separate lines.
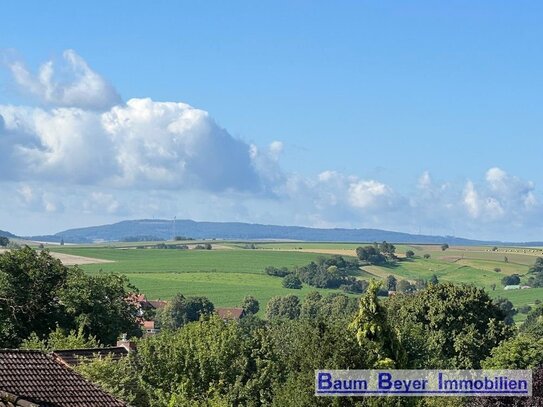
116,333 -> 136,352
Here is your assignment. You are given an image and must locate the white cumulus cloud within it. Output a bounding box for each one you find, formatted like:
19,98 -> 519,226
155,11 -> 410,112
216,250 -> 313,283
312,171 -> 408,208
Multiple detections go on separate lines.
348,180 -> 394,209
9,50 -> 121,110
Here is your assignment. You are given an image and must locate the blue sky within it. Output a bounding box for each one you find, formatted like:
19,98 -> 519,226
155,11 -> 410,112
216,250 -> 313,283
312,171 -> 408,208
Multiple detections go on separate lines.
1,1 -> 542,240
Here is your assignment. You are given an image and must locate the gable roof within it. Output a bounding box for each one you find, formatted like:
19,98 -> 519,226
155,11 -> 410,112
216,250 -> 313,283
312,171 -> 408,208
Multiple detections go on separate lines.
0,350 -> 126,406
147,300 -> 167,310
52,347 -> 128,367
216,307 -> 244,320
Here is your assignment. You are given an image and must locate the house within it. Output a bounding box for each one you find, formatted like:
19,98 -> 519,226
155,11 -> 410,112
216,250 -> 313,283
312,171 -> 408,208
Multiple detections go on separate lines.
143,320 -> 160,336
52,337 -> 135,368
216,307 -> 245,321
133,295 -> 167,336
0,349 -> 126,406
134,294 -> 167,317
147,300 -> 167,310
53,346 -> 129,367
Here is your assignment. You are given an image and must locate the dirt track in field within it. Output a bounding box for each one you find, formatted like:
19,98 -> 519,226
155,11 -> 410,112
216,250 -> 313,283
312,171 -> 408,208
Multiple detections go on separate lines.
270,248 -> 357,257
0,249 -> 113,266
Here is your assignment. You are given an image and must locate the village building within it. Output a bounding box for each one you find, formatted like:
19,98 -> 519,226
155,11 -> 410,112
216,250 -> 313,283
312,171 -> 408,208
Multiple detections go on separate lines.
216,307 -> 245,321
0,349 -> 127,406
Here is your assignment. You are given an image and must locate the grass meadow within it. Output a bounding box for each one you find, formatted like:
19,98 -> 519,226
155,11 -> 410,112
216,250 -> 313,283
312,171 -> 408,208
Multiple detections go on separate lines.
49,242 -> 542,321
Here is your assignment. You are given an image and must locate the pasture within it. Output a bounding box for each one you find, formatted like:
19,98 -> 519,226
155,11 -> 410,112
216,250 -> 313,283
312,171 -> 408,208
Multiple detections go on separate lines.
48,242 -> 542,320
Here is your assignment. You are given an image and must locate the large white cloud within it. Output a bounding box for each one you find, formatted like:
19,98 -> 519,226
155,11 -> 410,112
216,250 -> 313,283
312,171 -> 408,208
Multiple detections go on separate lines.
8,50 -> 121,110
0,98 -> 265,192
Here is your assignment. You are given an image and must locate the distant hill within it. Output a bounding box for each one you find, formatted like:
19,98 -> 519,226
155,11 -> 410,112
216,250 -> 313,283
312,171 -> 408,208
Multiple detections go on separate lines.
0,230 -> 16,238
25,219 -> 506,245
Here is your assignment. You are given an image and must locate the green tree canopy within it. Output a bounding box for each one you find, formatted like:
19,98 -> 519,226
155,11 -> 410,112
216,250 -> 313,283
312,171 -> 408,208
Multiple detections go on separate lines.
60,268 -> 141,344
0,246 -> 68,347
386,275 -> 397,291
282,274 -> 302,289
529,257 -> 543,274
266,295 -> 301,320
157,293 -> 214,330
386,282 -> 514,368
240,295 -> 259,315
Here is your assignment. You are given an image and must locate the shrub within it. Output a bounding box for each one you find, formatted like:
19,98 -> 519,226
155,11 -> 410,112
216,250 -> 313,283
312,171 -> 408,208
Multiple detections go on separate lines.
282,274 -> 302,289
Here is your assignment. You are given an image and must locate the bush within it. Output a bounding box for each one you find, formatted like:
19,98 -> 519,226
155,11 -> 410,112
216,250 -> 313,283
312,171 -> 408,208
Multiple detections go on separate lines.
501,274 -> 520,286
265,266 -> 291,277
282,274 -> 302,289
423,254 -> 431,259
518,305 -> 532,314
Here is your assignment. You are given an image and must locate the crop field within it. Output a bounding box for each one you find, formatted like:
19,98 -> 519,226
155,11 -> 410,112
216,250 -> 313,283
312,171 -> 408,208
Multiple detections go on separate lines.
48,246 -> 350,311
49,242 -> 542,320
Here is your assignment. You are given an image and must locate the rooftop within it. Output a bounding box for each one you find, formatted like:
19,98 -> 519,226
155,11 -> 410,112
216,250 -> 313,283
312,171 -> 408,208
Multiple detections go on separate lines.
0,349 -> 126,407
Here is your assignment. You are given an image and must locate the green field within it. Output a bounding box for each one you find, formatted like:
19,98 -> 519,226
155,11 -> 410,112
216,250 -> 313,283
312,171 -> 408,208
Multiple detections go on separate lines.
49,243 -> 542,320
49,247 -> 351,311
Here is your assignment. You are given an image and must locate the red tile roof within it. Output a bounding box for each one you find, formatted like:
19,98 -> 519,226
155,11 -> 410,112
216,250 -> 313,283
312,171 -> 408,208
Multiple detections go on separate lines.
216,307 -> 245,320
143,320 -> 155,330
0,350 -> 126,406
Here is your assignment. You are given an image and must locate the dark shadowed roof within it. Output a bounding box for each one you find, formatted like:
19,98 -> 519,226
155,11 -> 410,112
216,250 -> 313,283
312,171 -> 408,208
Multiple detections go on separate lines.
0,350 -> 126,406
147,300 -> 167,309
52,347 -> 128,367
216,307 -> 244,320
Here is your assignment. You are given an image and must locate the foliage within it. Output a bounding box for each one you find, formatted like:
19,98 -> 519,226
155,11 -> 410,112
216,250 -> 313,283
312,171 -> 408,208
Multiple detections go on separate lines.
60,267 -> 141,344
300,292 -> 358,321
20,325 -> 101,351
0,247 -> 68,347
405,250 -> 415,258
492,297 -> 517,325
527,272 -> 543,288
157,293 -> 214,330
520,305 -> 543,337
266,295 -> 301,320
0,247 -> 140,347
349,280 -> 406,368
378,241 -> 396,257
501,274 -> 521,286
0,237 -> 9,247
482,334 -> 543,369
194,244 -> 212,250
441,243 -> 449,251
77,354 -> 150,406
282,274 -> 302,289
397,279 -> 415,293
240,295 -> 259,315
133,316 -> 279,406
386,283 -> 514,368
356,246 -> 386,265
154,243 -> 189,249
423,254 -> 431,259
386,275 -> 397,291
518,305 -> 532,314
529,257 -> 543,274
265,266 -> 291,277
293,257 -> 362,291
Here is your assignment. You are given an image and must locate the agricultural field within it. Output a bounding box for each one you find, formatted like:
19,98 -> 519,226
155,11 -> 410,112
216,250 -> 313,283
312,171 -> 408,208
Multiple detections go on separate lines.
48,242 -> 542,321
